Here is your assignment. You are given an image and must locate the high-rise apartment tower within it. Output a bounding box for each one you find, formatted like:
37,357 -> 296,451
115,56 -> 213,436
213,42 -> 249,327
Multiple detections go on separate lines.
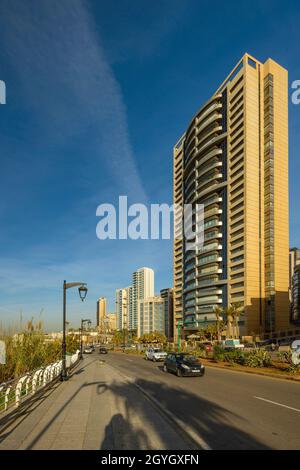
173,53 -> 289,338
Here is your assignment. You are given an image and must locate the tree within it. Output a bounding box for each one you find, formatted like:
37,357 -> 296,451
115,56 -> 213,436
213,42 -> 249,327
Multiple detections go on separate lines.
224,304 -> 243,339
112,330 -> 124,346
138,331 -> 167,345
214,306 -> 224,341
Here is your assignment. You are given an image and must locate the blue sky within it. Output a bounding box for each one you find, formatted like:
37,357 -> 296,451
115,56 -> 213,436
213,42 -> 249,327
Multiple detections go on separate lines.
0,0 -> 300,331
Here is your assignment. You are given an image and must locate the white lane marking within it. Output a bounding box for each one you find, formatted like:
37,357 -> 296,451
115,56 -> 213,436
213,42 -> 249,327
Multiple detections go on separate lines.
254,396 -> 300,413
126,358 -> 133,362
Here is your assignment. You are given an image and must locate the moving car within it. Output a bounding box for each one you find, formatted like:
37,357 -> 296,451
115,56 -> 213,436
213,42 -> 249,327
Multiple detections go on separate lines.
84,347 -> 93,354
163,353 -> 205,377
99,346 -> 108,354
145,348 -> 167,362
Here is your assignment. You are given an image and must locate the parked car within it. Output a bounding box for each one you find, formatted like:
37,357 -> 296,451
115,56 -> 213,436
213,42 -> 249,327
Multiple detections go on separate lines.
84,347 -> 93,354
163,353 -> 205,377
145,348 -> 167,362
198,341 -> 213,353
99,346 -> 108,354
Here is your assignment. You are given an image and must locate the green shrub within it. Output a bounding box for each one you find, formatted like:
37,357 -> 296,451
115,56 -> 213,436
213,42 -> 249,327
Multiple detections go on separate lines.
194,349 -> 207,359
244,349 -> 272,368
224,350 -> 246,365
213,345 -> 225,362
0,324 -> 79,382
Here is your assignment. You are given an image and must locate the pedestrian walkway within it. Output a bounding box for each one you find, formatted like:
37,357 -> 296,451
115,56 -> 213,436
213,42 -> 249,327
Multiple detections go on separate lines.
0,357 -> 191,450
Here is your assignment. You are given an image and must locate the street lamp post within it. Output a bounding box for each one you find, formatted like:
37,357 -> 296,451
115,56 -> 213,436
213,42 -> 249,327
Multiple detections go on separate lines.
62,280 -> 88,381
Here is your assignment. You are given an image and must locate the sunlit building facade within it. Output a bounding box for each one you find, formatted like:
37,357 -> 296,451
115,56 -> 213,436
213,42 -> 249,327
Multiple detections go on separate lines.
174,53 -> 289,338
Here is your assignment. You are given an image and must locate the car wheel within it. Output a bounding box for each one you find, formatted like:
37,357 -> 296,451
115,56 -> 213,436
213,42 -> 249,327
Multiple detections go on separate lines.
176,367 -> 182,377
163,364 -> 168,373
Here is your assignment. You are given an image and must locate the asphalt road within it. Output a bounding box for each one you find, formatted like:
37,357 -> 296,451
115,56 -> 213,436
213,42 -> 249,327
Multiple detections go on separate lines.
104,351 -> 300,450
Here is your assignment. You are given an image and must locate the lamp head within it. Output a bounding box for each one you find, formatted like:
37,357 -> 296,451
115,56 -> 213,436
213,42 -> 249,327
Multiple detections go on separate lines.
78,284 -> 88,302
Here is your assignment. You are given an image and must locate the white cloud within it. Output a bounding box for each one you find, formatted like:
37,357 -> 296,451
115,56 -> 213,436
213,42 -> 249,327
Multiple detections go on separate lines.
0,0 -> 146,200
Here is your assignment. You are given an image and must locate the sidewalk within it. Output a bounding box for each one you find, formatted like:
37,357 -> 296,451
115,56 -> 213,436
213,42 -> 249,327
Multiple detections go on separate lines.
0,357 -> 191,450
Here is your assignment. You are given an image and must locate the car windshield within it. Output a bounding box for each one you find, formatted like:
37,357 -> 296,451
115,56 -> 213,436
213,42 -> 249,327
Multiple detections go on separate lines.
176,354 -> 198,363
153,349 -> 162,353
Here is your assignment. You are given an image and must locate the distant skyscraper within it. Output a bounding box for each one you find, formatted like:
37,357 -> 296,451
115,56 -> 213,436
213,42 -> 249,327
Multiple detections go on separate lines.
116,288 -> 128,331
96,297 -> 107,330
125,286 -> 133,330
107,312 -> 117,332
137,296 -> 164,337
174,53 -> 289,339
132,267 -> 154,331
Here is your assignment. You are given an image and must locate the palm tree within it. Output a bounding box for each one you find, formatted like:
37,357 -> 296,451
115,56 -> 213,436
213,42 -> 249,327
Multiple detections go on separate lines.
225,304 -> 243,339
214,306 -> 224,341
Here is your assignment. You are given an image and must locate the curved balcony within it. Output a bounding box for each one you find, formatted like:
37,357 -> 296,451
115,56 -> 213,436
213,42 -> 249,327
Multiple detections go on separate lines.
185,95 -> 222,142
195,180 -> 227,202
196,147 -> 222,169
185,262 -> 196,274
197,172 -> 223,193
203,194 -> 222,208
198,160 -> 222,179
199,242 -> 222,254
204,206 -> 222,219
197,297 -> 222,305
197,288 -> 223,297
198,267 -> 223,277
197,255 -> 222,268
185,126 -> 223,169
184,131 -> 225,175
196,112 -> 222,139
184,283 -> 197,293
204,230 -> 222,242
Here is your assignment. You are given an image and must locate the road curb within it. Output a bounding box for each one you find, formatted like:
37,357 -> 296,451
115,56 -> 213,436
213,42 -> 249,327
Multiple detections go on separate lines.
106,362 -> 211,451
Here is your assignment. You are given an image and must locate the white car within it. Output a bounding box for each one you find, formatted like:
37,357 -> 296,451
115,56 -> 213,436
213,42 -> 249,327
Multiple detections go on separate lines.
84,347 -> 93,354
145,348 -> 167,362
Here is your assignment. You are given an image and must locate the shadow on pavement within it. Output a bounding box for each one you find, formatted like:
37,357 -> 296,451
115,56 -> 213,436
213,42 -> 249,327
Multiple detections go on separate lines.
97,377 -> 271,450
101,413 -> 152,450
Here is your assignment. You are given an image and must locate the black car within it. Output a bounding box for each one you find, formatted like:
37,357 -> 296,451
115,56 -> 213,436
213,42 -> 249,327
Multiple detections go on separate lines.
99,347 -> 108,354
163,353 -> 205,377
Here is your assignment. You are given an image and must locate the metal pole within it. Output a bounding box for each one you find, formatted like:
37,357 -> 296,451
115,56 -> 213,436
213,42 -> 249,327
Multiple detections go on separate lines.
80,320 -> 83,359
62,280 -> 67,380
177,322 -> 181,351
